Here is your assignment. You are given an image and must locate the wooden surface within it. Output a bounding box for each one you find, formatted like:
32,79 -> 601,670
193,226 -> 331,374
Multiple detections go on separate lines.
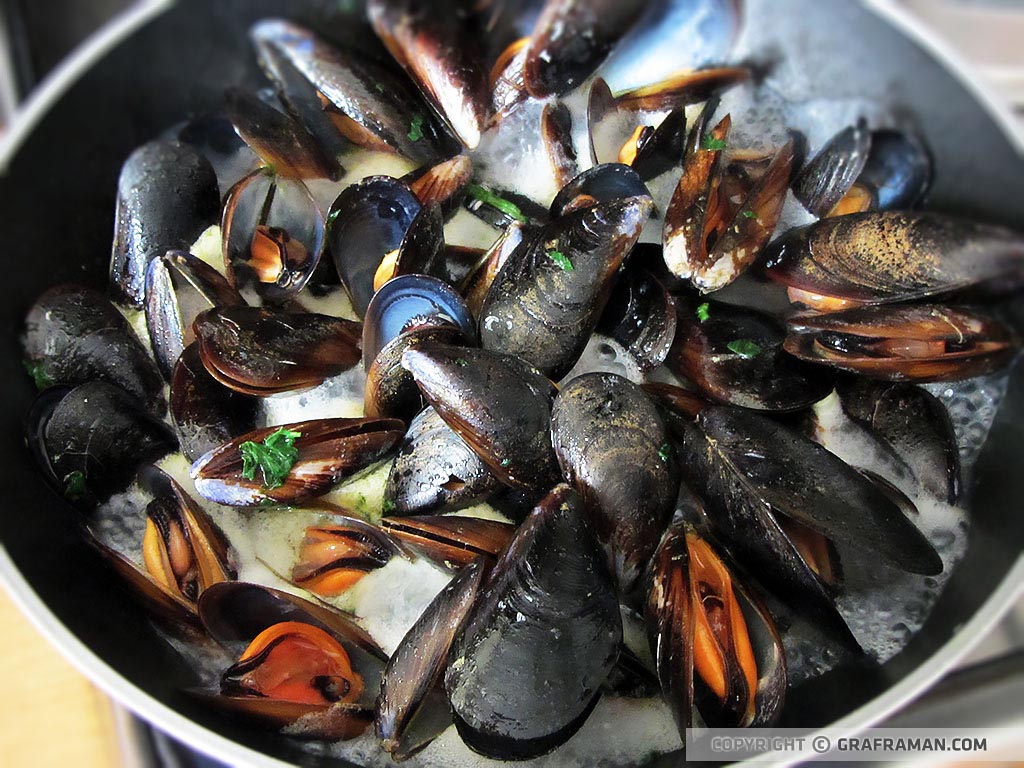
0,585 -> 121,767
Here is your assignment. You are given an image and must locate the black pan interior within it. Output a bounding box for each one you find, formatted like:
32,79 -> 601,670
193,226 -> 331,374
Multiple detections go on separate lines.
0,1 -> 1021,765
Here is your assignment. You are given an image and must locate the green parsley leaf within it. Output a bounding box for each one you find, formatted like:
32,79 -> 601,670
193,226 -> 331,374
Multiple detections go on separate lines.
727,339 -> 762,358
240,428 -> 302,490
465,184 -> 528,223
63,470 -> 88,502
23,359 -> 53,390
701,135 -> 728,151
741,209 -> 758,219
455,358 -> 468,367
696,302 -> 711,323
381,498 -> 396,515
500,458 -> 511,467
547,249 -> 574,271
658,444 -> 672,464
408,115 -> 425,142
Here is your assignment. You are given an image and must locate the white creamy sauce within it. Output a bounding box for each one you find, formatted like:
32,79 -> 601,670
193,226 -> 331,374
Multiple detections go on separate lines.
88,11 -> 1017,766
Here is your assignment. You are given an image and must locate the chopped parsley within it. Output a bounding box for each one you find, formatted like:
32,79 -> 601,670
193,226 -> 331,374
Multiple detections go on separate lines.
408,115 -> 425,142
465,184 -> 528,223
23,359 -> 53,390
727,339 -> 762,358
381,498 -> 396,515
240,428 -> 302,490
696,302 -> 711,323
701,135 -> 728,151
500,458 -> 511,467
63,470 -> 88,502
658,444 -> 672,464
741,209 -> 758,219
547,249 -> 574,272
455,358 -> 468,367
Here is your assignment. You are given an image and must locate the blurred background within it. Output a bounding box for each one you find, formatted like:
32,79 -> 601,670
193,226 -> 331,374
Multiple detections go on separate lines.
0,0 -> 1022,766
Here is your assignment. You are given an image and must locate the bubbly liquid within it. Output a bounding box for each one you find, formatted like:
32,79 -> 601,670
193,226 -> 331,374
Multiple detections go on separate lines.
91,7 -> 1016,763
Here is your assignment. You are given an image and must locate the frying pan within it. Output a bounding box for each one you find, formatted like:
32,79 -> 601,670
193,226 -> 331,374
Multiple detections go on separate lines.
0,1 -> 1022,765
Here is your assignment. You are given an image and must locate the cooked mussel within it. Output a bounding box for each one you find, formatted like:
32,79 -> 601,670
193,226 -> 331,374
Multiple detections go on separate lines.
24,285 -> 164,412
292,517 -> 406,597
28,382 -> 176,508
380,515 -> 515,571
407,155 -> 473,211
191,418 -> 404,506
549,162 -> 651,217
445,485 -> 622,759
462,222 -> 525,319
402,342 -> 561,492
784,304 -> 1017,383
664,115 -> 794,292
194,306 -> 361,396
541,101 -> 579,190
647,522 -> 786,732
616,66 -> 750,112
110,140 -> 220,307
764,211 -> 1024,310
384,407 -> 502,516
145,251 -> 246,379
480,194 -> 653,379
597,268 -> 677,372
859,129 -> 933,210
676,406 -> 942,647
792,119 -> 872,218
222,168 -> 325,303
368,0 -> 491,149
835,378 -> 961,504
668,298 -> 834,411
551,373 -> 680,591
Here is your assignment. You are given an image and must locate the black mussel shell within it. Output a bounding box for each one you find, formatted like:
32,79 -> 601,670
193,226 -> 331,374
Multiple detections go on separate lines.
792,119 -> 871,218
669,298 -> 834,412
836,378 -> 960,504
329,176 -> 422,318
383,407 -> 502,516
551,373 -> 680,592
170,343 -> 258,463
191,418 -> 404,507
194,306 -> 361,396
480,195 -> 653,379
406,155 -> 473,214
178,113 -> 261,198
541,101 -> 579,190
145,251 -> 246,380
392,204 -> 447,282
380,515 -> 515,571
860,129 -> 932,210
31,382 -> 176,507
763,211 -> 1024,308
615,66 -> 750,112
445,485 -> 622,759
631,108 -> 688,181
222,169 -> 325,303
463,223 -> 526,319
597,268 -> 677,372
377,560 -> 486,760
24,285 -> 164,413
550,163 -> 651,218
110,140 -> 220,308
402,342 -> 560,492
368,0 -> 491,150
366,326 -> 467,421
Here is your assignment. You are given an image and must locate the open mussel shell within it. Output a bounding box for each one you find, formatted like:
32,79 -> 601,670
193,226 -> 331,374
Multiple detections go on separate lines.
406,155 -> 473,212
194,306 -> 361,396
462,223 -> 526,319
836,378 -> 960,504
292,516 -> 406,597
403,342 -> 560,492
668,298 -> 835,412
488,36 -> 530,122
24,285 -> 164,413
677,406 -> 942,648
224,88 -> 341,181
171,343 -> 258,463
646,523 -> 786,734
445,485 -> 622,760
177,113 -> 261,198
29,382 -> 176,508
383,407 -> 502,517
145,251 -> 245,380
390,204 -> 447,283
110,140 -> 220,307
191,418 -> 404,506
222,169 -> 325,303
368,0 -> 491,149
523,0 -> 646,98
481,195 -> 653,379
792,119 -> 872,218
250,20 -> 455,164
366,326 -> 467,421
616,66 -> 750,112
763,211 -> 1024,309
784,304 -> 1018,383
551,373 -> 680,592
541,101 -> 579,190
630,108 -> 688,181
381,514 -> 515,571
378,559 -> 485,760
328,176 -> 422,318
550,163 -> 651,217
597,268 -> 677,372
860,129 -> 933,210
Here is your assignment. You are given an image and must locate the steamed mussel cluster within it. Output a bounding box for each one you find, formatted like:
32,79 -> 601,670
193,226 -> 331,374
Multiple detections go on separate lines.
20,0 -> 1024,763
